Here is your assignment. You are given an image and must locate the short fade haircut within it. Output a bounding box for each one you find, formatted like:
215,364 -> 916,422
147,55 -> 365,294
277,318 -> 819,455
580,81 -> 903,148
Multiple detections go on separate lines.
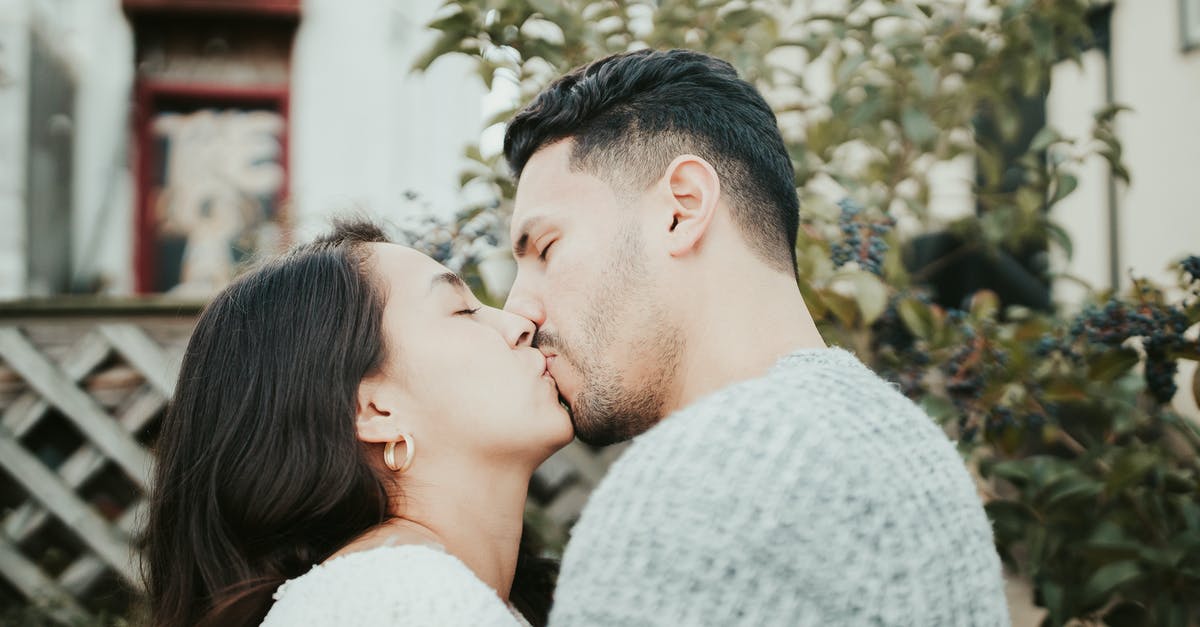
504,48 -> 799,275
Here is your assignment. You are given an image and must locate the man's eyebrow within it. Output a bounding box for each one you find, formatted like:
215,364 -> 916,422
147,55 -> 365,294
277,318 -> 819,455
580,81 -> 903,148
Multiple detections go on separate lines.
512,216 -> 544,259
428,271 -> 468,294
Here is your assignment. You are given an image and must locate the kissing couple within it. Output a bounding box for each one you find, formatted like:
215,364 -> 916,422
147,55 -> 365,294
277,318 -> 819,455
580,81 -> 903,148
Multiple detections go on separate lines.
144,49 -> 1010,626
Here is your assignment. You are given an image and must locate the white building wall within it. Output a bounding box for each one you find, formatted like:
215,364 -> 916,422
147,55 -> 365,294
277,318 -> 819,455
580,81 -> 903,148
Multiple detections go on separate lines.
1049,0 -> 1200,297
289,0 -> 484,240
0,0 -> 485,298
1048,0 -> 1200,421
1110,0 -> 1200,287
0,0 -> 31,298
1046,49 -> 1111,306
68,0 -> 135,294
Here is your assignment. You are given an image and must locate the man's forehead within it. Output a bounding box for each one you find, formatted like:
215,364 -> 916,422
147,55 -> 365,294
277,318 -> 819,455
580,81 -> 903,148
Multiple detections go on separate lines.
510,150 -> 577,237
510,212 -> 542,239
523,139 -> 575,177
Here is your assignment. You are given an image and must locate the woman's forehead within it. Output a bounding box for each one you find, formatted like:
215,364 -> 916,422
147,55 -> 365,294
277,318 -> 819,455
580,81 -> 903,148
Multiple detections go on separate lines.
365,243 -> 449,301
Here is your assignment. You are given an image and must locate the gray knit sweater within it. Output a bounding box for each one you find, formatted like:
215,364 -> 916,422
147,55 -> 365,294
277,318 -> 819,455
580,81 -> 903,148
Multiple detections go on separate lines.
549,347 -> 1009,626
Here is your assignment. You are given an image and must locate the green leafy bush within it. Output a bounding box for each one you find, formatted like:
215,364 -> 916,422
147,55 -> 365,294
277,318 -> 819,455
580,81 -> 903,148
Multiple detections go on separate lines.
419,0 -> 1200,624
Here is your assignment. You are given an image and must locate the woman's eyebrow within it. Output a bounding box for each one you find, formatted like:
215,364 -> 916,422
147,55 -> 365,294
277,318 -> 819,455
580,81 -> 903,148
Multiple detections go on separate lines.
428,271 -> 468,295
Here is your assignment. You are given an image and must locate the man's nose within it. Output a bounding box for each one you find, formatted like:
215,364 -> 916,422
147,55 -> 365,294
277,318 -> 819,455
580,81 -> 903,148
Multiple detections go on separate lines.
504,278 -> 546,328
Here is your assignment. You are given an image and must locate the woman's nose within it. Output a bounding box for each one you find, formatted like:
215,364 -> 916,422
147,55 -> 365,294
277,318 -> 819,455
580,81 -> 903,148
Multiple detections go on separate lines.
499,308 -> 536,348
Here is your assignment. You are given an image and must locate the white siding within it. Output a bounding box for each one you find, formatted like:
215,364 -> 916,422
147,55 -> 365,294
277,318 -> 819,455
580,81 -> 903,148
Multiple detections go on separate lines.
0,0 -> 485,297
289,0 -> 484,240
0,0 -> 31,298
1049,0 -> 1200,296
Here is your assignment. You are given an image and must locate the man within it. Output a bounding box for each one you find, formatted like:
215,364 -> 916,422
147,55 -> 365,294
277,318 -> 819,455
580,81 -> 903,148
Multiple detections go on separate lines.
503,48 -> 1009,626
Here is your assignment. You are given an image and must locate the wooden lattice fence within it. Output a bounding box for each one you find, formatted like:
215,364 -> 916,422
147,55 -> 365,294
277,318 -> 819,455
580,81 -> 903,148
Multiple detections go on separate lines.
0,302 -> 616,623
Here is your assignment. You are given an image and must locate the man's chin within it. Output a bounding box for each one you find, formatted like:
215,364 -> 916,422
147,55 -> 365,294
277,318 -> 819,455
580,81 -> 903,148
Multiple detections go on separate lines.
570,413 -> 642,447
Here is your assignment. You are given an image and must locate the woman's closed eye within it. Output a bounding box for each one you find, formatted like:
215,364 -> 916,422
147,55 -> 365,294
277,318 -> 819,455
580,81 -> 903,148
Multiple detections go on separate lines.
456,306 -> 482,316
538,240 -> 555,262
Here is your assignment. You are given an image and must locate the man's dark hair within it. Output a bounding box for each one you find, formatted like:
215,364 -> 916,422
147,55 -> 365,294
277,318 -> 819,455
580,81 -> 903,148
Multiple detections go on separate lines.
504,48 -> 799,274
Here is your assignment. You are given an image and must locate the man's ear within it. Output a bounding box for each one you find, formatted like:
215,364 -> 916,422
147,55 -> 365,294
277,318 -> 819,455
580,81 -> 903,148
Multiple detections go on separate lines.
661,155 -> 720,257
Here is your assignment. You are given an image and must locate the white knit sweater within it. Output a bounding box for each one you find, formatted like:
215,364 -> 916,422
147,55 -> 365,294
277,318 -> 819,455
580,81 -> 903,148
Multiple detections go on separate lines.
260,544 -> 529,626
550,347 -> 1009,626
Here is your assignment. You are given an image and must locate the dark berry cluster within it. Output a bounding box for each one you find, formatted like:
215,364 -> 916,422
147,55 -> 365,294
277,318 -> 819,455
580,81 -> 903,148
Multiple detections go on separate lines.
1035,333 -> 1081,361
1182,255 -> 1200,284
1035,334 -> 1057,357
943,340 -> 985,402
830,198 -> 892,276
986,407 -> 1017,436
1072,300 -> 1187,347
1143,355 -> 1179,404
871,303 -> 917,354
943,312 -> 1011,415
983,407 -> 1046,435
1069,298 -> 1194,403
872,295 -> 941,399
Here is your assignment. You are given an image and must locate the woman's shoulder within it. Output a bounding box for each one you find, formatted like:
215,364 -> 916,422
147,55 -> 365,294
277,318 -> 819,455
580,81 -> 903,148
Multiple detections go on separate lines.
260,544 -> 525,626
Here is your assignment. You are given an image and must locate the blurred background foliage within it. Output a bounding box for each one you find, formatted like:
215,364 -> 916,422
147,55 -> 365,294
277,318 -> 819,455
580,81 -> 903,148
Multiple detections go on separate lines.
415,0 -> 1200,625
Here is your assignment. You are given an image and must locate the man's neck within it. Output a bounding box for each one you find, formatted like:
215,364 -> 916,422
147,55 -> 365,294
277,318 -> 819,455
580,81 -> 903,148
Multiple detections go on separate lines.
670,271 -> 825,414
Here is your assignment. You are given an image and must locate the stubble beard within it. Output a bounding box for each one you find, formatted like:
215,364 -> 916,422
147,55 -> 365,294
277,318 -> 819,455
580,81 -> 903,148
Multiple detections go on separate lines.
570,316 -> 682,446
541,225 -> 683,447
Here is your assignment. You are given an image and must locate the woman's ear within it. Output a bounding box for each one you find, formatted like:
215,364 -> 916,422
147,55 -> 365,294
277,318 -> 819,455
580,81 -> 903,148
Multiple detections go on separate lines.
661,154 -> 720,257
354,379 -> 405,444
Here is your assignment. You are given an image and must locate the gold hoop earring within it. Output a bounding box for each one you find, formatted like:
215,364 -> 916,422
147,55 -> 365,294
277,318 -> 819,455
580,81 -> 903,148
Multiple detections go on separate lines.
383,434 -> 415,473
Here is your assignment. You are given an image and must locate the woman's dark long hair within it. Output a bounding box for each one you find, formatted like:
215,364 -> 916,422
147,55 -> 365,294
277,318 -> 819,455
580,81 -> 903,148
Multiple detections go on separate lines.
143,220 -> 556,626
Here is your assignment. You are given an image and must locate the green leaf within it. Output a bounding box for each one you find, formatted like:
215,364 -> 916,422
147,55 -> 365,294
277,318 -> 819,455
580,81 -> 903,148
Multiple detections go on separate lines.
1045,220 -> 1074,260
1050,173 -> 1079,205
823,290 -> 859,326
1081,560 -> 1143,607
989,460 -> 1034,486
1041,475 -> 1103,510
836,52 -> 867,84
1106,449 -> 1159,495
1103,601 -> 1148,627
1001,0 -> 1033,22
1094,103 -> 1132,125
722,8 -> 766,29
847,92 -> 884,129
901,107 -> 939,146
1041,379 -> 1088,401
1192,364 -> 1200,408
413,31 -> 472,73
911,59 -> 938,98
426,5 -> 471,34
1040,580 -> 1065,625
968,290 -> 1000,321
1087,348 -> 1141,383
897,297 -> 934,341
1083,545 -> 1145,565
798,278 -> 828,318
919,395 -> 956,425
1030,127 -> 1062,152
984,500 -> 1036,538
845,272 -> 889,326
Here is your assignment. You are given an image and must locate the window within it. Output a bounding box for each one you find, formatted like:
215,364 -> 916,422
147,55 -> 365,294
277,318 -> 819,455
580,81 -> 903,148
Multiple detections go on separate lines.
1184,0 -> 1200,51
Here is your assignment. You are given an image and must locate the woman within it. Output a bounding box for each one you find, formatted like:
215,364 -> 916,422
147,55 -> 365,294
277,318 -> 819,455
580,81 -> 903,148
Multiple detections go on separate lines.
143,220 -> 574,626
